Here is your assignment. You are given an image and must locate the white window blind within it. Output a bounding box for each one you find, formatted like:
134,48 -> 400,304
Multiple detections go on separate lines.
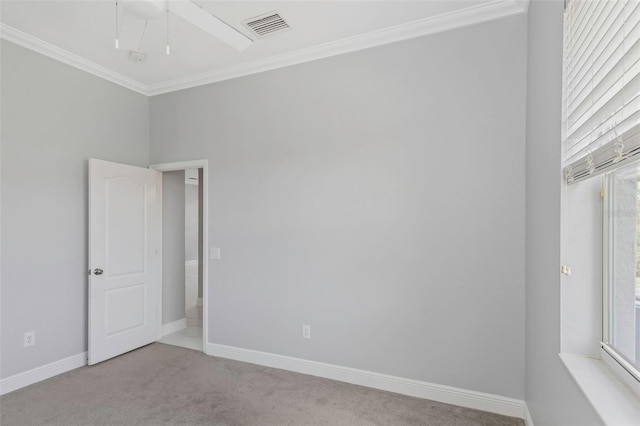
563,0 -> 640,183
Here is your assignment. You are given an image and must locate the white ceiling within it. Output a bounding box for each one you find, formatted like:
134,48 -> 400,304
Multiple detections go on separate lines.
0,1 -> 528,95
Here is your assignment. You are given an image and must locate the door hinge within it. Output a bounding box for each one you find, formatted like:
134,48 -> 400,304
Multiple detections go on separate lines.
561,265 -> 572,276
599,188 -> 605,200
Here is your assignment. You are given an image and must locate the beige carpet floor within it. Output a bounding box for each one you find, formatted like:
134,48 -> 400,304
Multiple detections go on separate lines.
0,343 -> 524,426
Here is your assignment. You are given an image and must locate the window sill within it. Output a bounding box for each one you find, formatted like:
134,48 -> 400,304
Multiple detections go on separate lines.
559,353 -> 640,426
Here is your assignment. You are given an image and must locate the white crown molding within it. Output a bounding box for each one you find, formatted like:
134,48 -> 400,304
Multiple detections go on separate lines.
1,0 -> 529,97
0,24 -> 151,96
0,352 -> 87,396
206,342 -> 527,419
148,0 -> 528,96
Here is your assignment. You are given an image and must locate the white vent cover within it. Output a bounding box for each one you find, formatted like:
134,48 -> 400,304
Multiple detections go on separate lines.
244,12 -> 290,38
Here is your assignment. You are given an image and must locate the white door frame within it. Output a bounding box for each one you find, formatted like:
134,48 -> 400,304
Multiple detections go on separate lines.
150,160 -> 209,351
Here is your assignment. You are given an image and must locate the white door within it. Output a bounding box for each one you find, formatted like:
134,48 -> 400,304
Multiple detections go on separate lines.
88,159 -> 162,365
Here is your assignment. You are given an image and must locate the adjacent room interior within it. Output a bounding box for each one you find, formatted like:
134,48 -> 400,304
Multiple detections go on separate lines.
158,167 -> 204,352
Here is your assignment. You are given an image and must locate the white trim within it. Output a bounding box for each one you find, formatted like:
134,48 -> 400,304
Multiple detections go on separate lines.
147,0 -> 526,96
0,24 -> 150,96
600,346 -> 640,399
515,0 -> 530,13
206,343 -> 526,419
152,160 -> 209,172
524,403 -> 534,426
150,160 -> 209,354
1,1 -> 528,97
560,353 -> 640,426
0,352 -> 87,396
161,318 -> 187,337
185,259 -> 198,267
154,168 -> 164,342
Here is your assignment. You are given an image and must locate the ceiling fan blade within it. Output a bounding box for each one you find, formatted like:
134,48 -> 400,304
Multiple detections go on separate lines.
170,1 -> 253,52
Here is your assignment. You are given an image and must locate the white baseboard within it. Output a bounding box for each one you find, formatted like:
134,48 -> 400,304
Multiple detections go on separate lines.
0,341 -> 531,421
206,343 -> 526,419
0,352 -> 87,395
524,403 -> 534,426
162,318 -> 187,336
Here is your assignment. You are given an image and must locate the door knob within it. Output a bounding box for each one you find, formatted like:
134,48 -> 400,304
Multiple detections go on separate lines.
94,268 -> 104,275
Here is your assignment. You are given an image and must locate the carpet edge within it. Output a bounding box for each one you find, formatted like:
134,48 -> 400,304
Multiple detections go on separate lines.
0,352 -> 87,396
206,342 -> 527,420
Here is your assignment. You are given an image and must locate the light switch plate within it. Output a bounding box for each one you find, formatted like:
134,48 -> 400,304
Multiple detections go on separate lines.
210,247 -> 221,260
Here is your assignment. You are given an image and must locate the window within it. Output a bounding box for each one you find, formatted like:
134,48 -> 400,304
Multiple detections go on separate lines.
563,0 -> 640,391
562,0 -> 640,183
603,163 -> 640,382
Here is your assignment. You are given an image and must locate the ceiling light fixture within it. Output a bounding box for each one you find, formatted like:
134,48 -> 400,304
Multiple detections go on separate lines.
115,0 -> 119,49
128,50 -> 147,62
116,0 -> 168,56
165,0 -> 170,55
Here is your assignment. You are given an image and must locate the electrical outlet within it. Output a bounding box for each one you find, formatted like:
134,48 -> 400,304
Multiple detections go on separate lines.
302,324 -> 311,339
24,331 -> 35,348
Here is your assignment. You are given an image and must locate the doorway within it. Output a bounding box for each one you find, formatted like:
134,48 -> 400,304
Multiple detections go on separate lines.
151,160 -> 209,353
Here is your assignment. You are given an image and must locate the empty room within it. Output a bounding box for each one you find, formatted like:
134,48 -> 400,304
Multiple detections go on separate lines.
1,1 -> 639,425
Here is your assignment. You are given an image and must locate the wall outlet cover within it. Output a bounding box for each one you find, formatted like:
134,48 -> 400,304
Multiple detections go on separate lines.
24,331 -> 35,347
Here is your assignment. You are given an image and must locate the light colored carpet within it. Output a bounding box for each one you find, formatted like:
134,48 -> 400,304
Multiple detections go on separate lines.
0,343 -> 524,425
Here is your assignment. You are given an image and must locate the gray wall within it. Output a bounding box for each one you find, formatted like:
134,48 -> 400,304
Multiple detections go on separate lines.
561,177 -> 602,358
162,170 -> 186,324
185,183 -> 199,262
162,170 -> 191,324
524,1 -> 602,424
0,41 -> 149,378
198,168 -> 203,299
150,16 -> 527,399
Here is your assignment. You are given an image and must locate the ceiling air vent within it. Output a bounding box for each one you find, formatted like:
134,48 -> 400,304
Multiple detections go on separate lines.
244,12 -> 291,38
